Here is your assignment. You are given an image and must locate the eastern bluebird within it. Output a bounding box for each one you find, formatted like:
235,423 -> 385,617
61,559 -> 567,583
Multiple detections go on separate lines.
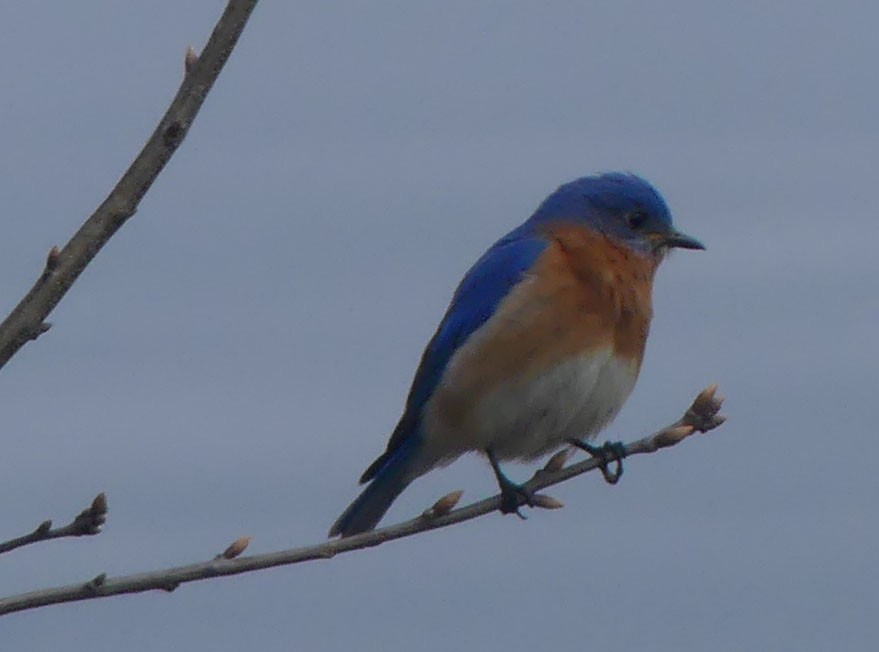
330,173 -> 704,538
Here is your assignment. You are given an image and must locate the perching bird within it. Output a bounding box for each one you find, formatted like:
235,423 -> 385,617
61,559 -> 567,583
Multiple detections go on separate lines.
330,173 -> 704,538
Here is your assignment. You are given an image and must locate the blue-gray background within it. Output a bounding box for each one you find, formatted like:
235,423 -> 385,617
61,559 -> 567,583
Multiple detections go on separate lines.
1,1 -> 876,650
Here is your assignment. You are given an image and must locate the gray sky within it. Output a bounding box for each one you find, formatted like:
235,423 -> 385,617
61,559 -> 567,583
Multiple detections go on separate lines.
1,1 -> 876,650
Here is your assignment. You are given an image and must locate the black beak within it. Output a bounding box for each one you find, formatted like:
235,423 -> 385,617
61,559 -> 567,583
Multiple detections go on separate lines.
664,230 -> 705,250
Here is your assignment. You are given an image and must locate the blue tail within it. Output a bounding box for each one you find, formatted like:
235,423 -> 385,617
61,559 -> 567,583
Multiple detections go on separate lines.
329,438 -> 422,538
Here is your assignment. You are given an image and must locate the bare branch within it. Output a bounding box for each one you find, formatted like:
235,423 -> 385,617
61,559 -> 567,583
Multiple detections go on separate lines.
0,385 -> 725,617
0,493 -> 108,556
0,0 -> 260,371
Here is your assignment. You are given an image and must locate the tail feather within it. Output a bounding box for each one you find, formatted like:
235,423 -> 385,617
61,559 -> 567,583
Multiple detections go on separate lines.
329,439 -> 420,538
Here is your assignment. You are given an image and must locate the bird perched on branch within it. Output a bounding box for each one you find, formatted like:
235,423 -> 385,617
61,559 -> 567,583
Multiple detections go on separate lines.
330,173 -> 704,537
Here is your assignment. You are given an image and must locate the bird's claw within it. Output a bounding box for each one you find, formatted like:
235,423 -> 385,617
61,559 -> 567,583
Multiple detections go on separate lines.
570,439 -> 626,484
486,447 -> 534,519
498,480 -> 534,519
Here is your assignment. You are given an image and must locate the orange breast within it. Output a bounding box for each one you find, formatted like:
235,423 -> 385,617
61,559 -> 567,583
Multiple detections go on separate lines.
421,225 -> 657,456
431,225 -> 657,422
543,223 -> 657,365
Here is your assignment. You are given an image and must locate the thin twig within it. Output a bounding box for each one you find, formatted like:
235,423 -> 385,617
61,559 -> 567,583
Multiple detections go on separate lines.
0,385 -> 725,617
0,494 -> 108,556
0,0 -> 260,371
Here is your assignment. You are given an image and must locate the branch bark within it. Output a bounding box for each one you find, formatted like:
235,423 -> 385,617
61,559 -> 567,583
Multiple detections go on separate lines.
0,385 -> 726,617
0,0 -> 260,371
0,494 -> 107,556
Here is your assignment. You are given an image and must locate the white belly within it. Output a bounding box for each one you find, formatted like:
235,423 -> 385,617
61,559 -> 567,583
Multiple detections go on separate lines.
423,351 -> 639,462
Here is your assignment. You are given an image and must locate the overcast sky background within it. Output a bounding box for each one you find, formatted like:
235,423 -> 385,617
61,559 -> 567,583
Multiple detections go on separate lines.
1,1 -> 876,650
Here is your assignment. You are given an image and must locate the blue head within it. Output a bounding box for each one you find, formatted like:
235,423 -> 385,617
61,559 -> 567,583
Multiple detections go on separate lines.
525,173 -> 704,256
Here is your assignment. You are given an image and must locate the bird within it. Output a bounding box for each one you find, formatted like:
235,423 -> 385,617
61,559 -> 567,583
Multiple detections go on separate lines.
329,172 -> 704,538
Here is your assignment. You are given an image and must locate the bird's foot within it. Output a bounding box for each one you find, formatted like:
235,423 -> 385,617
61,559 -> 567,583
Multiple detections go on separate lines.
498,476 -> 535,520
486,447 -> 534,519
569,439 -> 626,484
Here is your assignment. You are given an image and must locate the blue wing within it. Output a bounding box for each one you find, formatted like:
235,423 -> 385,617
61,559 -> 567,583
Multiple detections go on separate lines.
359,230 -> 548,483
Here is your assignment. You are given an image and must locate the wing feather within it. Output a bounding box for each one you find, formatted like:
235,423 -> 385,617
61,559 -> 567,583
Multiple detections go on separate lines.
359,233 -> 548,483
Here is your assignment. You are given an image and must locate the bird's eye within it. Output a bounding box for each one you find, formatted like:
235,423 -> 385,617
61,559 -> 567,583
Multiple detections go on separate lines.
627,210 -> 649,229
